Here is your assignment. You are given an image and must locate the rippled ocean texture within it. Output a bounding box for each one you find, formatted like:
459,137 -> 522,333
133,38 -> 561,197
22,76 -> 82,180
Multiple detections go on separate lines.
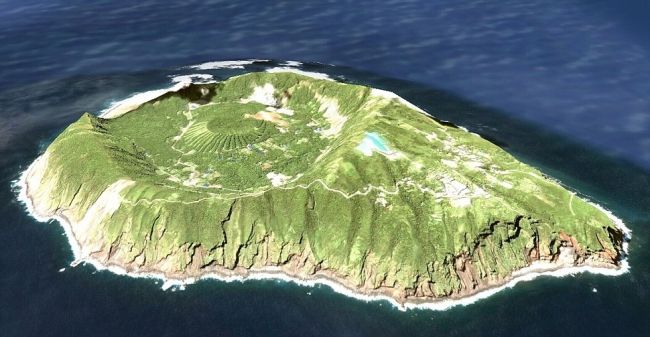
1,1 -> 649,336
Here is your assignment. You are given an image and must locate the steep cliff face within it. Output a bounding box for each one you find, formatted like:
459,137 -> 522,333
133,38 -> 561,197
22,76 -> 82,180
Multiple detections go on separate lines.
23,71 -> 627,303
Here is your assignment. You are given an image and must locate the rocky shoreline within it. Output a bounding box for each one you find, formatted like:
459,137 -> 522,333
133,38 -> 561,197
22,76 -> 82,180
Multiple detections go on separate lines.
17,154 -> 631,311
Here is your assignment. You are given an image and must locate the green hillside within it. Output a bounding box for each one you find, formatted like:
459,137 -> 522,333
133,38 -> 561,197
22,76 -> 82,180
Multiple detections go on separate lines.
27,72 -> 625,300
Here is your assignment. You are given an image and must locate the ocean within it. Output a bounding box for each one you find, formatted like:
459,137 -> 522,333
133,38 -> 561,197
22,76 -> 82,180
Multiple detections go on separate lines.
1,1 -> 649,336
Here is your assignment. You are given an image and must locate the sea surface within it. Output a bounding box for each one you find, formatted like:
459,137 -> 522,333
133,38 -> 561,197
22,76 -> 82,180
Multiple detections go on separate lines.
0,1 -> 649,336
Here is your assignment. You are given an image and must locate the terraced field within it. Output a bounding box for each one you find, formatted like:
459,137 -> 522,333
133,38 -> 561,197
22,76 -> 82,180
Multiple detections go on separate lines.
180,102 -> 276,153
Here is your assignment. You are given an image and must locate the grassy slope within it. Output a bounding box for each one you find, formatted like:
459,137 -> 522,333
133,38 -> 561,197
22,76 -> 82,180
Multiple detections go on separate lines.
34,72 -> 623,297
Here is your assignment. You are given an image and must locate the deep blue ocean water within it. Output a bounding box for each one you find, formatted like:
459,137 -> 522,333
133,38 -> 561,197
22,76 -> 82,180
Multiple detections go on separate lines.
1,1 -> 649,336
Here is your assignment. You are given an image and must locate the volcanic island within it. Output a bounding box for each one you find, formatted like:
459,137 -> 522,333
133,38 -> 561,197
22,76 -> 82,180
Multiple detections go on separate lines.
20,71 -> 629,309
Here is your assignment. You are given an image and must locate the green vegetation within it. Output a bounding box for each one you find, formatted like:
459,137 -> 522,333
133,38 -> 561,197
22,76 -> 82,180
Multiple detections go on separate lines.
29,72 -> 625,300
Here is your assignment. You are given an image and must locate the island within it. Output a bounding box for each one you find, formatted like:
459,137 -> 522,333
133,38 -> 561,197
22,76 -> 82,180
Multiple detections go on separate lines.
19,71 -> 628,309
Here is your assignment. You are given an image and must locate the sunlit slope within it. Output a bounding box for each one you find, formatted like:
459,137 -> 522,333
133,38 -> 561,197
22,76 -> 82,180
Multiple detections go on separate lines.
31,72 -> 625,299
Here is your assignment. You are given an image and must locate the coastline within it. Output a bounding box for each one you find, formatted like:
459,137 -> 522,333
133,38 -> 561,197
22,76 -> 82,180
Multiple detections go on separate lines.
97,64 -> 334,121
15,154 -> 632,311
99,80 -> 192,119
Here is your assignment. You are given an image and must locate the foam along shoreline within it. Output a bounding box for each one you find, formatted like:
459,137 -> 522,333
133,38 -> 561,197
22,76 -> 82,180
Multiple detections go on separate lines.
95,59 -> 460,128
100,80 -> 192,119
15,153 -> 631,311
99,72 -> 223,119
188,59 -> 269,70
98,63 -> 334,120
17,65 -> 632,311
265,67 -> 334,81
170,73 -> 215,84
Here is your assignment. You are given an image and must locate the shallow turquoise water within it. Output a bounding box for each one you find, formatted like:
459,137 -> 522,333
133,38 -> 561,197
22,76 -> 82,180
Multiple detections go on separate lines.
365,132 -> 390,153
